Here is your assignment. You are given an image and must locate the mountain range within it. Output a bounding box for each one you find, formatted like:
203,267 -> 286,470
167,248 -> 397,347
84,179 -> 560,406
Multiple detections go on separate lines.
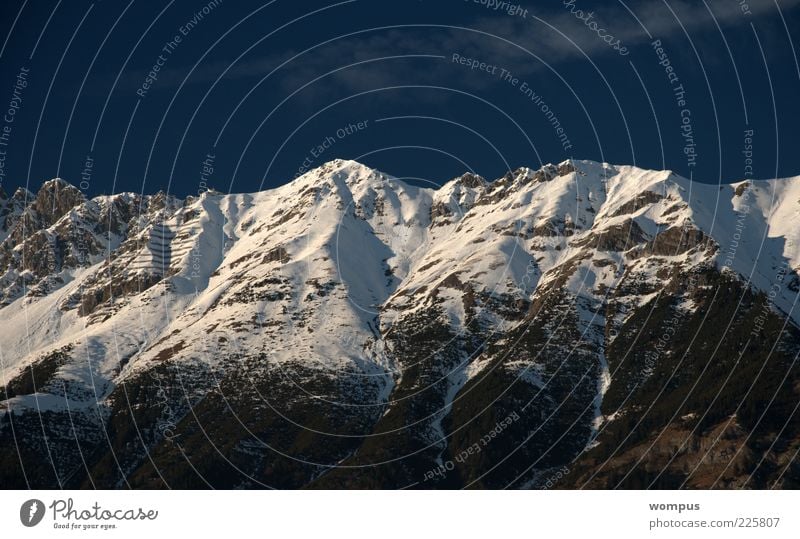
1,158 -> 799,489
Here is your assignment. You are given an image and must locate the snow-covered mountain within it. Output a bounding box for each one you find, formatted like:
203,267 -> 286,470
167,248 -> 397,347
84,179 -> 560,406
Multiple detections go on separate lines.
1,159 -> 799,489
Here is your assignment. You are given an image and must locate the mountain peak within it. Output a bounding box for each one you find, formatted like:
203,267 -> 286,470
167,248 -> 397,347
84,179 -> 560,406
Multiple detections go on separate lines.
2,159 -> 800,490
323,158 -> 385,180
12,186 -> 33,201
33,177 -> 85,225
40,177 -> 75,189
286,159 -> 391,196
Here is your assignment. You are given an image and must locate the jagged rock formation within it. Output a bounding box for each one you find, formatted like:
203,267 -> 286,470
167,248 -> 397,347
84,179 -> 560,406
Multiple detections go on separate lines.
1,159 -> 799,489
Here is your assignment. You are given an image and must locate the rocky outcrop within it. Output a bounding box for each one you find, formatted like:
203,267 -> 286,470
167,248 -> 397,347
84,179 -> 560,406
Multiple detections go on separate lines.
1,160 -> 799,490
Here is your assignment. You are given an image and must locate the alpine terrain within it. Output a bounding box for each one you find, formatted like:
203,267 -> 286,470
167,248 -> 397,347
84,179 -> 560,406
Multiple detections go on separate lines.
1,158 -> 799,489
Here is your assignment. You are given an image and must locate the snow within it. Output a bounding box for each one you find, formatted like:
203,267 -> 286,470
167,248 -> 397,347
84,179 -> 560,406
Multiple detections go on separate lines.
2,158 -> 799,423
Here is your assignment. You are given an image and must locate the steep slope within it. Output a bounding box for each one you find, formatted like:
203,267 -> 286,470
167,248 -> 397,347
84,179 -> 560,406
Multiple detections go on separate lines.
1,159 -> 798,489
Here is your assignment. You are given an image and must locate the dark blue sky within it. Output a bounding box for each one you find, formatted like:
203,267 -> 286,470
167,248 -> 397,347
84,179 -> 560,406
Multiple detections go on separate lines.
0,0 -> 798,197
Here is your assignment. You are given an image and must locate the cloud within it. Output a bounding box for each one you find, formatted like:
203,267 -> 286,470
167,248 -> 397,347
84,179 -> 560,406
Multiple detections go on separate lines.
111,0 -> 799,99
471,0 -> 800,69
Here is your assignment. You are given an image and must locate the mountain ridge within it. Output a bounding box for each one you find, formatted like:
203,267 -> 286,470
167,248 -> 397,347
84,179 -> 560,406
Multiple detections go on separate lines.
1,158 -> 799,489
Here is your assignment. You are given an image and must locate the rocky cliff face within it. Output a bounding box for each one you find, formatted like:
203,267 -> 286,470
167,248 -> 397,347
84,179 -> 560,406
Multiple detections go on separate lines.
1,159 -> 798,489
